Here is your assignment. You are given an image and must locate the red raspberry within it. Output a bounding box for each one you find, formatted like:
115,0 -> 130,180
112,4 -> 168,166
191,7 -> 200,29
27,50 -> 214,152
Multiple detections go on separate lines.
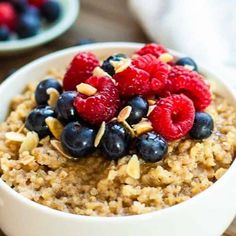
74,76 -> 120,125
28,0 -> 47,8
166,66 -> 211,111
136,43 -> 167,58
113,65 -> 150,97
0,3 -> 17,30
149,94 -> 195,140
63,52 -> 99,91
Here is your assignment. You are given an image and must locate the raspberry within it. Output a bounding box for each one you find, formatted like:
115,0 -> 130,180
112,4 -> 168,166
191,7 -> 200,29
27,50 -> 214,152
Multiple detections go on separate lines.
63,52 -> 99,91
136,43 -> 167,58
166,66 -> 211,111
149,94 -> 195,140
0,3 -> 17,30
28,0 -> 47,8
74,76 -> 120,125
113,65 -> 150,97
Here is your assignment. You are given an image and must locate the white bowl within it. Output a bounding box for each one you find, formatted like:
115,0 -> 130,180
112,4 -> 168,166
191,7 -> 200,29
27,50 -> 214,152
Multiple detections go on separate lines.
0,0 -> 79,55
0,42 -> 236,236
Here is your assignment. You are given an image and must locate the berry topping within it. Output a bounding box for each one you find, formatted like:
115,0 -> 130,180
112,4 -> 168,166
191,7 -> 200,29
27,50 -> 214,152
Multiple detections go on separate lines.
55,91 -> 79,124
136,131 -> 168,162
189,112 -> 214,139
126,96 -> 148,125
136,43 -> 167,58
101,53 -> 128,76
25,105 -> 56,138
41,0 -> 61,23
0,2 -> 17,30
149,94 -> 195,140
28,0 -> 46,8
176,57 -> 198,71
61,122 -> 96,158
35,78 -> 62,105
0,25 -> 10,41
113,65 -> 150,97
74,76 -> 120,125
63,52 -> 99,91
100,122 -> 131,160
166,66 -> 211,111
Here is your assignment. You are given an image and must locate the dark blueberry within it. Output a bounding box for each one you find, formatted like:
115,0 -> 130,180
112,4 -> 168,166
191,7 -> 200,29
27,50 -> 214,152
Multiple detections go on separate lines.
126,96 -> 148,125
61,122 -> 96,158
189,112 -> 214,139
35,78 -> 63,105
10,0 -> 28,13
41,0 -> 61,23
16,14 -> 40,38
101,54 -> 128,76
24,6 -> 40,18
100,122 -> 131,160
55,91 -> 79,123
136,132 -> 168,162
78,38 -> 95,45
25,105 -> 56,138
0,26 -> 10,41
176,57 -> 198,71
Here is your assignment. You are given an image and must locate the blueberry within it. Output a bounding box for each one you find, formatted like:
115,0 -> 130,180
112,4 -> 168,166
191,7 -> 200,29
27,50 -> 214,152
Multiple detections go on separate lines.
126,96 -> 148,125
35,78 -> 62,105
24,6 -> 40,18
101,54 -> 128,76
25,105 -> 56,138
0,26 -> 10,41
176,57 -> 198,71
189,112 -> 214,139
10,0 -> 28,13
41,0 -> 61,23
61,122 -> 96,158
100,122 -> 131,160
55,91 -> 79,123
136,132 -> 168,162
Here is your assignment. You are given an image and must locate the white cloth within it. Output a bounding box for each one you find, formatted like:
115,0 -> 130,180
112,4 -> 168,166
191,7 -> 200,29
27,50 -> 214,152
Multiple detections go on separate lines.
129,0 -> 236,84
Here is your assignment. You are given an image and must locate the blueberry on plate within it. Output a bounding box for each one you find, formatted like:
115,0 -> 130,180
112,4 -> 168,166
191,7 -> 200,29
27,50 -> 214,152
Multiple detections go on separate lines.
25,105 -> 56,138
101,53 -> 128,76
176,57 -> 198,71
41,0 -> 61,23
189,112 -> 214,139
55,91 -> 79,123
61,122 -> 96,158
100,122 -> 131,160
0,26 -> 10,41
136,132 -> 168,162
126,96 -> 148,125
35,78 -> 63,105
24,6 -> 40,18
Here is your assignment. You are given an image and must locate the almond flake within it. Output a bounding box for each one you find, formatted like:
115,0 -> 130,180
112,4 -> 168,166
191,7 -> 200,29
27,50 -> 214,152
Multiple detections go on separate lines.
159,53 -> 174,63
122,120 -> 135,137
93,66 -> 111,78
111,58 -> 131,73
50,140 -> 75,160
20,156 -> 35,165
148,99 -> 156,105
17,124 -> 25,133
126,155 -> 140,179
45,117 -> 64,139
117,106 -> 132,122
184,65 -> 194,71
147,105 -> 156,116
19,132 -> 39,153
76,83 -> 97,96
94,121 -> 106,147
47,88 -> 60,107
5,132 -> 25,142
133,120 -> 153,136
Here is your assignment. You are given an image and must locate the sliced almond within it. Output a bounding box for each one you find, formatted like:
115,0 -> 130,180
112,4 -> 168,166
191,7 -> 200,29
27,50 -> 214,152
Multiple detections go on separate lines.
94,121 -> 106,147
50,140 -> 75,160
147,105 -> 156,116
5,132 -> 26,142
148,99 -> 156,105
47,88 -> 60,107
111,58 -> 131,73
159,53 -> 174,63
122,120 -> 135,138
19,132 -> 39,153
45,117 -> 64,139
184,65 -> 194,71
126,155 -> 140,179
76,83 -> 97,96
93,66 -> 111,78
117,106 -> 132,122
133,120 -> 153,136
17,124 -> 25,133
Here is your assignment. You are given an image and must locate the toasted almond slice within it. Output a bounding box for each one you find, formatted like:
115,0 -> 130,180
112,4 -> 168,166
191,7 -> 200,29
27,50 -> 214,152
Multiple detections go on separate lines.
19,132 -> 39,153
76,83 -> 97,96
131,54 -> 139,60
17,124 -> 25,133
184,65 -> 194,71
45,117 -> 64,139
148,99 -> 156,105
147,105 -> 156,116
50,140 -> 75,160
111,58 -> 131,73
117,106 -> 132,122
47,88 -> 60,107
126,155 -> 140,179
159,53 -> 174,63
122,120 -> 135,138
133,120 -> 153,136
93,66 -> 111,78
94,121 -> 106,147
5,132 -> 25,142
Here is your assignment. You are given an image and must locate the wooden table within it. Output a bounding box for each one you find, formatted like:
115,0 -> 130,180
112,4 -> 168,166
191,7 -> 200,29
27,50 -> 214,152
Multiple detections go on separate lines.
0,0 -> 235,235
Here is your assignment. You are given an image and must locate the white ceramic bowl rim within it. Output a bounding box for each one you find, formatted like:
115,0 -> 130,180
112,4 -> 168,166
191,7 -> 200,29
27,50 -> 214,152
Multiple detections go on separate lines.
0,42 -> 236,222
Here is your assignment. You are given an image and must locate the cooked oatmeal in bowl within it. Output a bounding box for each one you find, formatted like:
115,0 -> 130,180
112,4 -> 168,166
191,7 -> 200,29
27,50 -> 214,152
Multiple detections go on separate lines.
1,43 -> 236,236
